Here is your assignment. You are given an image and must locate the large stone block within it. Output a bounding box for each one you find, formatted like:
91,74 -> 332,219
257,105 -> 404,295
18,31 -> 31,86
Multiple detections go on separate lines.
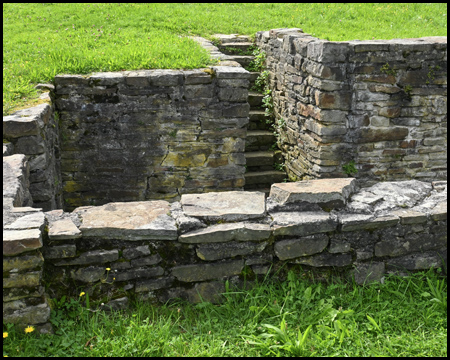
171,260 -> 244,282
3,302 -> 51,325
181,191 -> 266,222
271,212 -> 337,237
3,253 -> 44,273
179,223 -> 271,244
76,201 -> 177,240
3,229 -> 43,256
269,178 -> 356,210
48,218 -> 82,240
274,234 -> 329,260
353,262 -> 385,285
196,241 -> 268,261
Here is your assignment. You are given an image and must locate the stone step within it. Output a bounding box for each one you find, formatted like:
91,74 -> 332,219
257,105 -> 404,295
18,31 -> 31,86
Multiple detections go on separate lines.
248,110 -> 272,131
245,130 -> 275,151
212,34 -> 253,43
244,170 -> 287,186
248,72 -> 260,88
222,55 -> 254,67
245,151 -> 275,168
218,42 -> 254,55
249,109 -> 266,123
248,91 -> 264,108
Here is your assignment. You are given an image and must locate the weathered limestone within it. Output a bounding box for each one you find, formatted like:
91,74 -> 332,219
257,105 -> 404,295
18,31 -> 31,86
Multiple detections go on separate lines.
181,191 -> 266,221
271,211 -> 337,237
3,104 -> 62,211
2,178 -> 447,330
51,66 -> 249,210
76,201 -> 178,240
270,178 -> 356,209
179,222 -> 271,243
256,29 -> 447,183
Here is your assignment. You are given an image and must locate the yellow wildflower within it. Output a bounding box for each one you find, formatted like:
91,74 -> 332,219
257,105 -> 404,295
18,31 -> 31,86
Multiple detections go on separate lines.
80,292 -> 86,297
24,326 -> 34,334
3,332 -> 8,338
106,268 -> 111,271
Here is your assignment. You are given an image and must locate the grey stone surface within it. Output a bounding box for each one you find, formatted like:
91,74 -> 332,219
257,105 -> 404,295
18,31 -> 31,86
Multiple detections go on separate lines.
179,222 -> 271,243
77,201 -> 177,240
135,277 -> 174,293
54,249 -> 119,266
122,245 -> 151,260
339,213 -> 399,231
3,302 -> 51,325
354,262 -> 385,285
4,212 -> 45,230
48,218 -> 81,240
172,260 -> 244,282
270,178 -> 356,209
3,271 -> 42,289
386,251 -> 444,271
3,229 -> 43,256
43,244 -> 77,259
181,191 -> 266,222
113,266 -> 164,282
3,155 -> 33,208
274,234 -> 329,260
271,211 -> 337,236
196,241 -> 268,261
71,266 -> 106,283
292,252 -> 352,267
3,253 -> 44,272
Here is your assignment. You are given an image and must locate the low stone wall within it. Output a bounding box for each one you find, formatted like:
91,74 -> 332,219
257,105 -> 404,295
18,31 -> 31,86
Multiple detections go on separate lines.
3,102 -> 63,211
54,67 -> 249,210
256,28 -> 447,184
3,177 -> 446,332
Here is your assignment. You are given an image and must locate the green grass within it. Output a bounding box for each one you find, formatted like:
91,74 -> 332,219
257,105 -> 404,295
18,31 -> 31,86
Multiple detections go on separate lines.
3,268 -> 447,357
2,3 -> 447,115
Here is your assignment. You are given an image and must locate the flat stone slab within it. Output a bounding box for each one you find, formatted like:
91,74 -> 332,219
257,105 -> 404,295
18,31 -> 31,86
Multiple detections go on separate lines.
3,229 -> 43,256
271,211 -> 337,237
77,201 -> 177,240
269,178 -> 356,210
48,218 -> 82,240
4,212 -> 45,230
181,191 -> 266,222
179,222 -> 271,243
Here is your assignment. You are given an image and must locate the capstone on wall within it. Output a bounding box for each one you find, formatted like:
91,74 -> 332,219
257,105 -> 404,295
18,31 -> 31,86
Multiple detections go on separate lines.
54,67 -> 250,210
256,28 -> 447,184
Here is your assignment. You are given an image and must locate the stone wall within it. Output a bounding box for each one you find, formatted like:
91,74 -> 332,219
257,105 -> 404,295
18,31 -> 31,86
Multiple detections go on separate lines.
3,177 -> 446,332
3,102 -> 63,211
256,28 -> 447,184
54,67 -> 249,210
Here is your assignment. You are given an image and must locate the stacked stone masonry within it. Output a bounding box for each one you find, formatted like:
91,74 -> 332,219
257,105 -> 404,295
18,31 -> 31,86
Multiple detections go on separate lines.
256,28 -> 447,184
54,67 -> 249,210
3,173 -> 447,332
2,29 -> 447,332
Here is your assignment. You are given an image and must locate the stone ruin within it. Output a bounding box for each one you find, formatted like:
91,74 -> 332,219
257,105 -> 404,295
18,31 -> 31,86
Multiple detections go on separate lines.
3,29 -> 447,333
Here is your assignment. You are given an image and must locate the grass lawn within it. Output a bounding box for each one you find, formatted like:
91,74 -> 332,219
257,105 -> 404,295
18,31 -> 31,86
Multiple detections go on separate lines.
2,3 -> 447,115
3,268 -> 447,357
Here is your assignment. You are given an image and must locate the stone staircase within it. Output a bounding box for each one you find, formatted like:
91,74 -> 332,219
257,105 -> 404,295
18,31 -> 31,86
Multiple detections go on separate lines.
212,34 -> 287,193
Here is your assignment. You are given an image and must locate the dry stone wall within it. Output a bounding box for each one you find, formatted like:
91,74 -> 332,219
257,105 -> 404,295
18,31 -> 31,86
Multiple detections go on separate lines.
2,30 -> 448,333
256,28 -> 447,184
54,67 -> 249,210
3,175 -> 447,332
3,102 -> 63,211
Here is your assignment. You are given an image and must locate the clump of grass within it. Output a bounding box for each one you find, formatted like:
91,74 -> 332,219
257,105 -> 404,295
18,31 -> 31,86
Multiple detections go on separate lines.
3,3 -> 447,115
3,268 -> 447,357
